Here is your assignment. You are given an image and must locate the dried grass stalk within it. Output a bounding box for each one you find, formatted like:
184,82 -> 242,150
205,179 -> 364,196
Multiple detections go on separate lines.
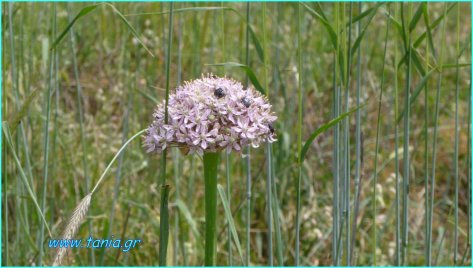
52,193 -> 92,266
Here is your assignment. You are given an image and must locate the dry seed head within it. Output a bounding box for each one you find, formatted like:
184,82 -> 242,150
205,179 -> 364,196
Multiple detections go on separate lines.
52,193 -> 92,266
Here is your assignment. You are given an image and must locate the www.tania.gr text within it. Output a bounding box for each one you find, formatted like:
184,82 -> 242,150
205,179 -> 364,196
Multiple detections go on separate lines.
48,236 -> 141,252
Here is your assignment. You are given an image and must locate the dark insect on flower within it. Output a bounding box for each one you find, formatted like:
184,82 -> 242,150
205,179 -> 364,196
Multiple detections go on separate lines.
268,123 -> 275,134
144,74 -> 277,155
211,74 -> 217,79
214,87 -> 225,98
241,97 -> 252,108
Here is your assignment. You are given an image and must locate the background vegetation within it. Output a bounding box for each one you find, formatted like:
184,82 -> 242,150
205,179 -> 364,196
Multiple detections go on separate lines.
2,2 -> 471,266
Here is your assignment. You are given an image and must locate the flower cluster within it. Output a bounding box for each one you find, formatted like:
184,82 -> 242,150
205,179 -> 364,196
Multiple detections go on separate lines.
144,74 -> 277,155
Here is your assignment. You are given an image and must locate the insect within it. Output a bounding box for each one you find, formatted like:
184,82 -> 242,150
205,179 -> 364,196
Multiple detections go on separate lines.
241,97 -> 252,108
268,123 -> 275,134
214,87 -> 225,98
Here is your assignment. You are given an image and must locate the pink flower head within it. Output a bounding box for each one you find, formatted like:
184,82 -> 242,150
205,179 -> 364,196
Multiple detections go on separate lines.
144,74 -> 277,155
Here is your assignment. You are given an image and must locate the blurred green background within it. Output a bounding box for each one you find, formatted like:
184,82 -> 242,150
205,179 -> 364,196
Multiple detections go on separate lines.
2,2 -> 472,266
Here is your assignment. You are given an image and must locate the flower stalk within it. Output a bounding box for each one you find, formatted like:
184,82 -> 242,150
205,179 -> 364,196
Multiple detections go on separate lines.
203,152 -> 220,266
144,74 -> 277,266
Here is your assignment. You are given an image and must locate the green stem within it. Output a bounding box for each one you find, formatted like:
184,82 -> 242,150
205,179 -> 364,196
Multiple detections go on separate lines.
158,3 -> 174,266
373,5 -> 390,265
204,152 -> 220,266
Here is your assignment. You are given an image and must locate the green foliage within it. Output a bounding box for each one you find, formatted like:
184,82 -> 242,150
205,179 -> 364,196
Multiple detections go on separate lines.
2,2 -> 471,266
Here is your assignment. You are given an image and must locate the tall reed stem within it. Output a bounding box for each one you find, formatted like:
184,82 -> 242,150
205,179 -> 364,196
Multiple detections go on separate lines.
423,3 -> 430,265
394,4 -> 401,265
67,3 -> 95,264
372,5 -> 390,265
262,3 -> 273,266
332,3 -> 340,265
344,4 -> 353,265
401,3 -> 412,265
159,3 -> 174,266
38,4 -> 55,265
295,2 -> 303,265
350,3 -> 362,265
428,4 -> 448,265
244,3 -> 251,266
453,3 -> 460,264
203,152 -> 220,266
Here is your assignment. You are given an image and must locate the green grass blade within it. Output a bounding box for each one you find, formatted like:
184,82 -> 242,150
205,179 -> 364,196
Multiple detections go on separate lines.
52,3 -> 154,57
349,3 -> 381,26
175,200 -> 201,241
158,2 -> 174,265
91,129 -> 147,194
422,4 -> 437,60
408,3 -> 424,32
124,5 -> 265,63
413,3 -> 456,48
453,3 -> 460,264
396,69 -> 435,123
428,5 -> 448,263
103,3 -> 155,57
343,3 -> 354,265
300,2 -> 337,49
67,4 -> 95,263
300,104 -> 365,163
295,3 -> 303,265
217,184 -> 244,264
423,3 -> 431,265
393,4 -> 401,265
372,7 -> 390,264
206,62 -> 265,95
350,3 -> 363,265
350,2 -> 383,56
401,3 -> 413,264
50,4 -> 100,50
244,4 -> 251,266
2,123 -> 52,238
125,6 -> 232,16
261,4 -> 273,266
38,6 -> 56,263
159,185 -> 171,265
7,86 -> 41,135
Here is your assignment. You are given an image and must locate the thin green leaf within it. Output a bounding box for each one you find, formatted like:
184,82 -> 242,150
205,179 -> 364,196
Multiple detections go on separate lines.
349,2 -> 384,26
397,69 -> 435,123
175,200 -> 201,241
206,62 -> 265,95
217,184 -> 244,264
248,25 -> 265,62
50,4 -> 100,50
411,48 -> 426,76
301,3 -> 338,49
408,3 -> 424,32
2,122 -> 53,238
397,46 -> 426,76
135,88 -> 159,104
386,11 -> 403,37
300,104 -> 365,162
422,3 -> 437,59
124,6 -> 233,16
442,63 -> 471,69
8,86 -> 42,134
124,6 -> 266,63
104,3 -> 155,57
314,2 -> 329,21
158,185 -> 170,265
350,2 -> 383,56
413,2 -> 456,48
51,3 -> 154,57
